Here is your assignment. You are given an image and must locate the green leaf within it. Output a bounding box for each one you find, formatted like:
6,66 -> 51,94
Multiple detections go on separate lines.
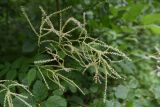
146,25 -> 160,34
0,66 -> 9,78
105,100 -> 121,107
69,85 -> 77,93
45,95 -> 67,107
151,85 -> 160,99
69,96 -> 83,106
89,99 -> 105,107
53,89 -> 64,96
115,101 -> 121,107
58,50 -> 66,59
135,89 -> 151,98
115,85 -> 129,99
123,4 -> 144,22
117,61 -> 135,74
133,100 -> 143,107
126,100 -> 133,107
27,68 -> 37,85
32,80 -> 48,101
13,98 -> 27,107
90,85 -> 98,93
13,96 -> 36,107
141,13 -> 160,24
6,69 -> 17,80
101,15 -> 111,27
128,77 -> 139,88
106,100 -> 114,107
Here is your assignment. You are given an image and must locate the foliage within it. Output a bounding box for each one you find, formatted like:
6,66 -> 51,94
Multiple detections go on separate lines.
0,0 -> 160,107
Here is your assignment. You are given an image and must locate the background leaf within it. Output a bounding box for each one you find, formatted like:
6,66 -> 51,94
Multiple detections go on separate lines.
45,95 -> 67,107
115,85 -> 129,99
32,80 -> 48,101
27,68 -> 37,85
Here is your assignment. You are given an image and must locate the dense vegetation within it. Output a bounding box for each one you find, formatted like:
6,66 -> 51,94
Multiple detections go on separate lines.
0,0 -> 160,107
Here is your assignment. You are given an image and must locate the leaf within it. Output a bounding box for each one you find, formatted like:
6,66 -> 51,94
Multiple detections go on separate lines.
106,100 -> 114,107
151,85 -> 160,99
84,0 -> 91,5
141,13 -> 160,24
69,96 -> 83,106
45,95 -> 67,107
126,100 -> 133,107
0,66 -> 9,78
89,99 -> 105,107
115,85 -> 129,99
69,85 -> 77,93
146,25 -> 160,34
133,100 -> 143,107
105,100 -> 121,107
53,89 -> 64,96
18,72 -> 27,82
86,11 -> 93,19
13,98 -> 27,107
13,96 -> 36,107
6,69 -> 17,80
11,58 -> 23,69
128,77 -> 139,88
123,4 -> 144,22
27,68 -> 37,85
135,89 -> 151,98
90,85 -> 98,93
115,101 -> 121,107
117,61 -> 135,74
32,80 -> 48,101
58,50 -> 66,59
101,15 -> 111,27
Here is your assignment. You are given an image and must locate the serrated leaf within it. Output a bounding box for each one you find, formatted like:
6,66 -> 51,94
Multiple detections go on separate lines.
27,68 -> 37,85
45,95 -> 67,107
32,80 -> 48,101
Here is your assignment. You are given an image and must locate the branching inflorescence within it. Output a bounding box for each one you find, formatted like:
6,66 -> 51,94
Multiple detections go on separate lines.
22,6 -> 130,102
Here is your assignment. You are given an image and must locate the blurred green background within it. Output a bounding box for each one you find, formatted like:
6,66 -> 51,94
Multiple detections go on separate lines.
0,0 -> 160,107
